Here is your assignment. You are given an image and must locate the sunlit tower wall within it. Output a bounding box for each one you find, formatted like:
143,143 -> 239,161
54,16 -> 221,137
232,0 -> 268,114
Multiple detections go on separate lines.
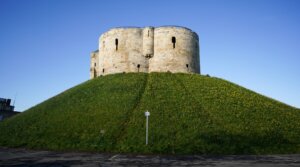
149,26 -> 200,73
90,26 -> 200,79
90,50 -> 99,79
97,27 -> 147,76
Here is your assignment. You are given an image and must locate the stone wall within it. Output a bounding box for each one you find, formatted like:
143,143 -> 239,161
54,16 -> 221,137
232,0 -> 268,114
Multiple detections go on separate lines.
90,26 -> 200,79
150,27 -> 200,73
90,50 -> 99,78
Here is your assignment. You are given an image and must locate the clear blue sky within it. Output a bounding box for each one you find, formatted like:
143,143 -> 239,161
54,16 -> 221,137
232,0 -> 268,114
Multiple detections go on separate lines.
1,0 -> 299,111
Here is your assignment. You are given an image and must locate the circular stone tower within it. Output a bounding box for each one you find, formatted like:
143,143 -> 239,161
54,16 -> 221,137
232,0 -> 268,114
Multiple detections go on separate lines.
149,26 -> 200,73
90,26 -> 200,78
98,27 -> 147,76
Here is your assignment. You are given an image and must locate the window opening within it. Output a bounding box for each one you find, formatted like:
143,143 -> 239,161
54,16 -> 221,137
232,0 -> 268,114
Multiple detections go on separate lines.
115,38 -> 118,51
137,64 -> 140,72
172,37 -> 176,48
186,64 -> 189,72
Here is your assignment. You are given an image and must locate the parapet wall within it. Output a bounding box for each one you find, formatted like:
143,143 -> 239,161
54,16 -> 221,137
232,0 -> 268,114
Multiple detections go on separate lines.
90,26 -> 200,78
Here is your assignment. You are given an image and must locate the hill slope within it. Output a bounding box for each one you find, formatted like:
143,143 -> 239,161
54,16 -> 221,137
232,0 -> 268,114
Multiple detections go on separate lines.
1,73 -> 300,154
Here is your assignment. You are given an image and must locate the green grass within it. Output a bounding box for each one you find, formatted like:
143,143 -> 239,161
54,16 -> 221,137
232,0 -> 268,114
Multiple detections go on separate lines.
1,73 -> 300,154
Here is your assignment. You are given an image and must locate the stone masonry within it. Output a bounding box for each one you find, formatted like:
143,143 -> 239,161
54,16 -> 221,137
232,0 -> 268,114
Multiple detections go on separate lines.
90,26 -> 200,78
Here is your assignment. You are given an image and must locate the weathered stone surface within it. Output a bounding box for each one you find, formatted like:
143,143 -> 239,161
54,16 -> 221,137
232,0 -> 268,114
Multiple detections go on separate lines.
90,26 -> 200,79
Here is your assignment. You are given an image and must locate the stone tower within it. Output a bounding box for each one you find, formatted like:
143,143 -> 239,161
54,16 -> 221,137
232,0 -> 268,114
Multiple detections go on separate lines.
90,26 -> 200,78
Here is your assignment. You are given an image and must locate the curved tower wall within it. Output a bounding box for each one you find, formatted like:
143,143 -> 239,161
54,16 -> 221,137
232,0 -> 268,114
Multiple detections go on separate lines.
91,26 -> 200,78
149,27 -> 200,73
98,28 -> 147,76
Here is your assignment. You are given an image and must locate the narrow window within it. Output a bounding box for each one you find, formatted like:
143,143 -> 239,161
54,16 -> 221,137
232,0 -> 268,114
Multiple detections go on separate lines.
94,63 -> 96,67
172,36 -> 176,48
148,30 -> 149,37
186,64 -> 189,72
115,38 -> 118,51
102,68 -> 105,73
103,41 -> 105,48
137,64 -> 140,72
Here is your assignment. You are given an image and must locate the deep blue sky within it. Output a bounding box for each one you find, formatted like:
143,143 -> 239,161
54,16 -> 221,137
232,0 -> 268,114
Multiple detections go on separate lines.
1,0 -> 299,111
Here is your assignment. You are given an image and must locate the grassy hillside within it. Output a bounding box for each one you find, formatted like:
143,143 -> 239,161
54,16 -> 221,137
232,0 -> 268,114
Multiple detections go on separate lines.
1,73 -> 300,154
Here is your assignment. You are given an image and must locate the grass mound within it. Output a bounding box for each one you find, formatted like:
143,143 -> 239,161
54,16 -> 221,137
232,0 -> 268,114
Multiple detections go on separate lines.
1,73 -> 300,154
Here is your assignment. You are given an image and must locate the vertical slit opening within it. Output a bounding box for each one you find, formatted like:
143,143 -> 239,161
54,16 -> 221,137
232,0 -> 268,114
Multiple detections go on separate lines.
115,38 -> 118,51
172,36 -> 176,48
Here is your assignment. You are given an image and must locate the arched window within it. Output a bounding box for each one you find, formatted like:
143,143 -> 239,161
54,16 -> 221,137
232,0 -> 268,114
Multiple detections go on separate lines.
102,68 -> 105,73
115,38 -> 118,51
172,36 -> 176,48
